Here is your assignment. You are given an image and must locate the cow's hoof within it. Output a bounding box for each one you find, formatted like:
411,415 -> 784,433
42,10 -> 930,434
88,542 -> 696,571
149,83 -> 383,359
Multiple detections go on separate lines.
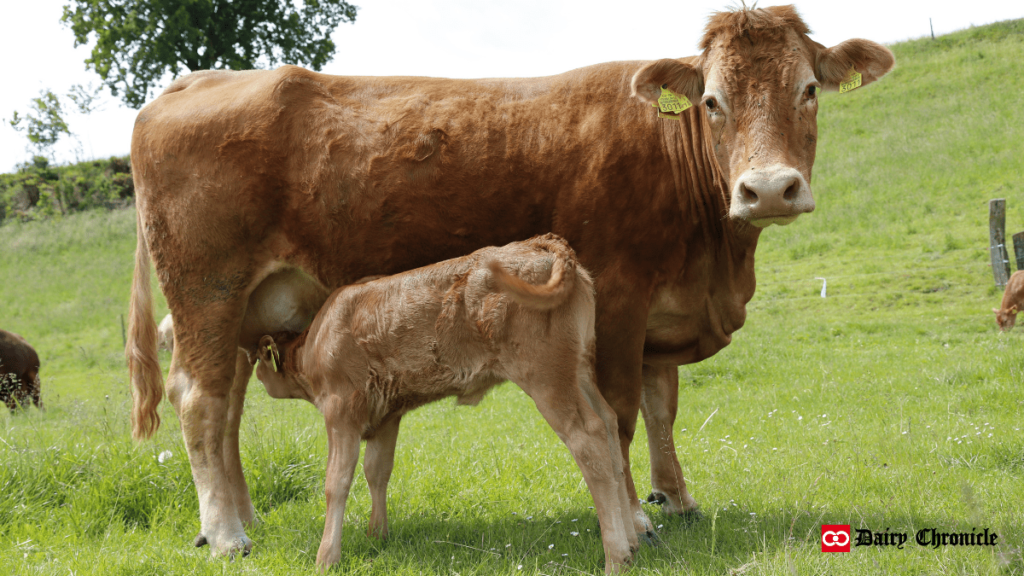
194,533 -> 208,548
227,536 -> 254,559
677,508 -> 703,527
640,530 -> 662,547
646,491 -> 667,505
208,535 -> 254,559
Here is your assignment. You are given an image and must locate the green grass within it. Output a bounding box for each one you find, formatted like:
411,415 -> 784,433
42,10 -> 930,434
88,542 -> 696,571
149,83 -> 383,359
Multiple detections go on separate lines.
2,20 -> 1024,575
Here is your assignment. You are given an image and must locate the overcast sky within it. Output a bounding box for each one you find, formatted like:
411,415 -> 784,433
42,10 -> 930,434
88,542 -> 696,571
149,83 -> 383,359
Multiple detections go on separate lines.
1,0 -> 1021,172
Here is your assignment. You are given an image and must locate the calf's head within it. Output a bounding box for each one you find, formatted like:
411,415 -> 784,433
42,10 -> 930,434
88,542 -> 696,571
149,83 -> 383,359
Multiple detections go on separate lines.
993,306 -> 1018,332
632,5 -> 894,227
254,334 -> 310,400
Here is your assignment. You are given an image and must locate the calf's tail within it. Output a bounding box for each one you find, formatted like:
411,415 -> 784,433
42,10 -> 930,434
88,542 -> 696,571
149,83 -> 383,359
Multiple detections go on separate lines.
127,208 -> 164,440
488,234 -> 577,311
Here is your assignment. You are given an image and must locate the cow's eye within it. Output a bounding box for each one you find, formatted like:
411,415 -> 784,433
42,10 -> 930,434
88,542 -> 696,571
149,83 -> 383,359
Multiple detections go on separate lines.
806,85 -> 817,98
705,97 -> 718,111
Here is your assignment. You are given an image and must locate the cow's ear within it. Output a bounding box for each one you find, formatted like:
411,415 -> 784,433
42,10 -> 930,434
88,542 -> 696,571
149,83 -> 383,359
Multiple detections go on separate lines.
1011,305 -> 1019,314
631,59 -> 704,106
816,39 -> 895,92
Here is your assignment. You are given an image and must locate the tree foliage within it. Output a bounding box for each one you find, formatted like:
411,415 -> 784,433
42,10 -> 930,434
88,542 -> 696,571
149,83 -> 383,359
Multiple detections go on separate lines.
61,0 -> 358,109
8,85 -> 100,157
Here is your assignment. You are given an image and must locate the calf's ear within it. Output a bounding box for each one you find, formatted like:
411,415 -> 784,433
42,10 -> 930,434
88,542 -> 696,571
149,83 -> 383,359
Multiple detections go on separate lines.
1011,305 -> 1019,314
258,335 -> 281,372
631,59 -> 704,106
815,38 -> 895,91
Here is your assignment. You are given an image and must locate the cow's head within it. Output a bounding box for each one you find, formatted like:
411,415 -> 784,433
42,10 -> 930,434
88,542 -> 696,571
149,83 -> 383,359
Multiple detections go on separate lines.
994,306 -> 1018,332
632,5 -> 894,227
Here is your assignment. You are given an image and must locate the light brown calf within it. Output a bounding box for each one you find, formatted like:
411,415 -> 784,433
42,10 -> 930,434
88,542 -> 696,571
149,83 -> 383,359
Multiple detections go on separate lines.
251,234 -> 636,573
994,271 -> 1024,331
157,314 -> 174,351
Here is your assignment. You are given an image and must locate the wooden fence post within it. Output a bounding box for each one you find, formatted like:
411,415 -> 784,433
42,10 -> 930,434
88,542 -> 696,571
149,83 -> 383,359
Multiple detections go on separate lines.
989,199 -> 1011,287
1013,231 -> 1024,272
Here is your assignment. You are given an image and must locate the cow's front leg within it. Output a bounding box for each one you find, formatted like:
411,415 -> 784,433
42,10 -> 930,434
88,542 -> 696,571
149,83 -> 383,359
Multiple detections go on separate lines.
640,364 -> 699,515
593,274 -> 656,542
364,415 -> 401,539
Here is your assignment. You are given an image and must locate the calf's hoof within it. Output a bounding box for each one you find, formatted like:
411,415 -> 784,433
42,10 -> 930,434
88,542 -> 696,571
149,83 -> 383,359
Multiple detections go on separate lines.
194,534 -> 208,548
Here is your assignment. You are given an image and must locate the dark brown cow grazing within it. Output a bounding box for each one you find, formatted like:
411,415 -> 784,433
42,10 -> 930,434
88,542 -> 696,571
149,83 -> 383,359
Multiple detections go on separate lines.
126,5 -> 894,559
250,235 -> 636,571
0,329 -> 42,411
994,271 -> 1024,331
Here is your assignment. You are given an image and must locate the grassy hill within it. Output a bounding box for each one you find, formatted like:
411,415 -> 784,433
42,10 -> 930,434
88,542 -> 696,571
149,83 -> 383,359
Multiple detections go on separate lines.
2,20 -> 1023,575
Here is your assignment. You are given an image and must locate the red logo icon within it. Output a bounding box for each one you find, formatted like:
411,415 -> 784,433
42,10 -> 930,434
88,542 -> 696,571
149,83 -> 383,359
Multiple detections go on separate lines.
822,525 -> 851,552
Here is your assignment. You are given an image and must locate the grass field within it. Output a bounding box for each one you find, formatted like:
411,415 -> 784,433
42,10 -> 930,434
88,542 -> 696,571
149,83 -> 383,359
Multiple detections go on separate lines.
2,20 -> 1024,575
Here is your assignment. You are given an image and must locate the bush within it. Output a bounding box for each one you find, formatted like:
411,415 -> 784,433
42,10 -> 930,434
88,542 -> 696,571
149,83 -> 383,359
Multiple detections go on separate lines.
0,155 -> 133,222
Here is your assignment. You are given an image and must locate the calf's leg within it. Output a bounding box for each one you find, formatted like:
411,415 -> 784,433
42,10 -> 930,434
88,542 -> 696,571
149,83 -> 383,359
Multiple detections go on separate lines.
520,367 -> 633,574
364,415 -> 401,539
577,359 -> 640,553
316,396 -> 363,569
640,364 -> 699,515
593,289 -> 656,540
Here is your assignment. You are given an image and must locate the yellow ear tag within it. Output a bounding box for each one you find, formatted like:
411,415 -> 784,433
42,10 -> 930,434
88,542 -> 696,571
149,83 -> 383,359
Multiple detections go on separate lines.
839,67 -> 862,94
652,85 -> 693,118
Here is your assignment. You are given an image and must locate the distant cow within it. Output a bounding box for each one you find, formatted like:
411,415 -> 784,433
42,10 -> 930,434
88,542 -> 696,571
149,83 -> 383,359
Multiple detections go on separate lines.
0,329 -> 42,410
251,235 -> 635,571
994,271 -> 1024,331
157,314 -> 174,351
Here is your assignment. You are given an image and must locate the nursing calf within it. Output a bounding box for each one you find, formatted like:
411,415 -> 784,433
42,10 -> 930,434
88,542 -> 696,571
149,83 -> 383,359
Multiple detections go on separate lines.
250,235 -> 636,572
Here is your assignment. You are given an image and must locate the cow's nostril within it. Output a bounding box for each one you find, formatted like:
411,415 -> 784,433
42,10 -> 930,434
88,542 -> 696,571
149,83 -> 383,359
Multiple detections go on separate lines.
783,182 -> 800,201
740,183 -> 758,204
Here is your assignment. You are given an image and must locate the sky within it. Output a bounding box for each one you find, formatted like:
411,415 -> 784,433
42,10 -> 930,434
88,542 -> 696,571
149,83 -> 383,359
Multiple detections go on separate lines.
1,0 -> 1021,172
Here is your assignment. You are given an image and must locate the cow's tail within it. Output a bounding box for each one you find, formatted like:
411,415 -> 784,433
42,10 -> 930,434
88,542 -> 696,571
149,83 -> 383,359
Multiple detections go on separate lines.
488,235 -> 577,311
127,208 -> 164,440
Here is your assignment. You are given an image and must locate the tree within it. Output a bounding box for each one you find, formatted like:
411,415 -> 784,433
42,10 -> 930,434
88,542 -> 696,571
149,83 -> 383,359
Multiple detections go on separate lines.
61,0 -> 358,109
8,85 -> 100,159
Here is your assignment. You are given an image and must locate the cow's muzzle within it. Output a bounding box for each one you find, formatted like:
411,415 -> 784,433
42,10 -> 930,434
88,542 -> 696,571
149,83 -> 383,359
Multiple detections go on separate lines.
729,166 -> 815,227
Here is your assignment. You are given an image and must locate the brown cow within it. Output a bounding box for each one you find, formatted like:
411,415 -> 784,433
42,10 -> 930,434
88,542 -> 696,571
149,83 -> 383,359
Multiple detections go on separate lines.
250,234 -> 635,571
994,271 -> 1024,331
0,329 -> 43,411
126,5 -> 894,559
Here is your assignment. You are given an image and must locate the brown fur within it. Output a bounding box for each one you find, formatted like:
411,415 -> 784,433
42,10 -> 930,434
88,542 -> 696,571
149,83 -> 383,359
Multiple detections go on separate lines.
994,271 -> 1024,331
0,329 -> 42,411
254,235 -> 636,571
127,4 -> 895,560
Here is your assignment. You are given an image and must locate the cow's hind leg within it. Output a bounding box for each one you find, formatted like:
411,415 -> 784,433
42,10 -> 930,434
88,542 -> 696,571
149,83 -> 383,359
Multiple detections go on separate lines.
364,415 -> 401,539
640,364 -> 699,516
316,395 -> 362,569
225,350 -> 257,526
168,302 -> 253,558
518,368 -> 633,574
